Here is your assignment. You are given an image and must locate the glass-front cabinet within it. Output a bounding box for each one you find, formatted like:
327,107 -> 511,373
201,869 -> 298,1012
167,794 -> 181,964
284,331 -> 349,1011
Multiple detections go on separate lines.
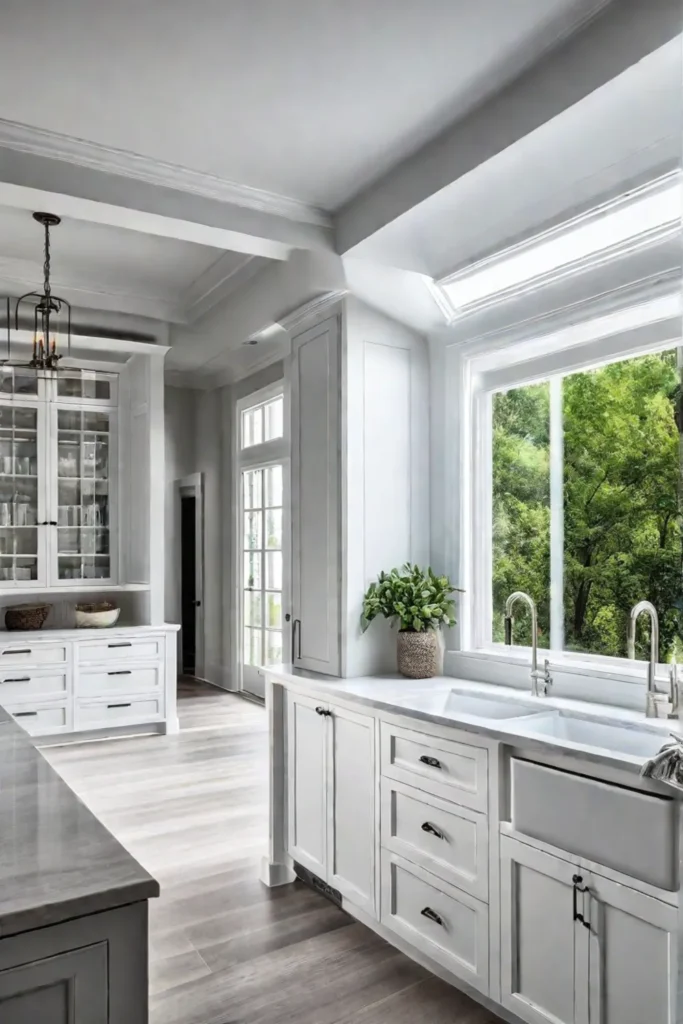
0,369 -> 118,588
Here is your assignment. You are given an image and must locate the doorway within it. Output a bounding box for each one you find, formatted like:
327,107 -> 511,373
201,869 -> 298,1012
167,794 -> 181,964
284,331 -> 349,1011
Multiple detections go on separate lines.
176,474 -> 204,680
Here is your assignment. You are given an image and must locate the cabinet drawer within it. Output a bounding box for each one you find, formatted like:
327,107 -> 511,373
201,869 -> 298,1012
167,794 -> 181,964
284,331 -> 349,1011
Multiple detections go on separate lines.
381,780 -> 488,901
511,758 -> 678,891
381,851 -> 489,995
5,704 -> 68,736
76,697 -> 163,730
381,722 -> 488,811
78,636 -> 163,665
79,666 -> 161,697
0,671 -> 67,702
0,643 -> 67,668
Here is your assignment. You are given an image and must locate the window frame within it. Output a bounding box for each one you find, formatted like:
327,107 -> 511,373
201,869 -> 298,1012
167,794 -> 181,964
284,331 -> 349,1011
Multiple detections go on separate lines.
450,289 -> 683,700
234,382 -> 290,696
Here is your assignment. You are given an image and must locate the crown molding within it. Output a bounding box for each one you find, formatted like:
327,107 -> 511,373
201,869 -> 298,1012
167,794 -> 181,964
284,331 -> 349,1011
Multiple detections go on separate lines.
177,253 -> 267,324
0,118 -> 332,229
278,289 -> 349,334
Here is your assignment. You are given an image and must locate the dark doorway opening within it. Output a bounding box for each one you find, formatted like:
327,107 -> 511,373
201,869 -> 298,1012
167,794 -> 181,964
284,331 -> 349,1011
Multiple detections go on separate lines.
181,494 -> 198,676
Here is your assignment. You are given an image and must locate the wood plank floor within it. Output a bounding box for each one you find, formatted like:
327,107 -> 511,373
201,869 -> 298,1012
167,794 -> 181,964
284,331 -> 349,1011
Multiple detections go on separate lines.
44,681 -> 504,1024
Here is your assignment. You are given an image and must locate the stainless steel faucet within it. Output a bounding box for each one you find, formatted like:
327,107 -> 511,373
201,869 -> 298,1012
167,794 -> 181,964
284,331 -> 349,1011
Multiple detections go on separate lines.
628,600 -> 660,718
504,591 -> 552,697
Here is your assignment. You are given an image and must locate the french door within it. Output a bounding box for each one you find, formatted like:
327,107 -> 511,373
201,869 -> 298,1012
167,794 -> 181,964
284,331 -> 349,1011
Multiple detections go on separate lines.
241,459 -> 289,698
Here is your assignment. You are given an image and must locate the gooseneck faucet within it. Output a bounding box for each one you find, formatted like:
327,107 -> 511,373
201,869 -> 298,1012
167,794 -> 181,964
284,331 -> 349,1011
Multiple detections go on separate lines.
504,591 -> 552,697
628,601 -> 660,718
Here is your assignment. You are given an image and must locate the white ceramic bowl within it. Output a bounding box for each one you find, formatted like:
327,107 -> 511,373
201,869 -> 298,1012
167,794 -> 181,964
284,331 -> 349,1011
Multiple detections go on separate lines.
75,606 -> 121,629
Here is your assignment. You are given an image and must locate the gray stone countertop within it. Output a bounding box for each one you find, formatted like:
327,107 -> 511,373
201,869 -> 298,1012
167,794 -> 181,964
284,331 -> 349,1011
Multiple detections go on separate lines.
0,710 -> 159,938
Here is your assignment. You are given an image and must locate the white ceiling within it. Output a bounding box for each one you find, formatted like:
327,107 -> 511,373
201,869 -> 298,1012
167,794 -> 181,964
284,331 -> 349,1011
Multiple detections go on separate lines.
0,0 -> 609,209
0,205 -> 261,322
347,38 -> 683,279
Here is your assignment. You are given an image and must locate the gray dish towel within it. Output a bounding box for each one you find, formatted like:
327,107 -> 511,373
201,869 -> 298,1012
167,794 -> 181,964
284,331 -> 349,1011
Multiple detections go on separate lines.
640,734 -> 683,789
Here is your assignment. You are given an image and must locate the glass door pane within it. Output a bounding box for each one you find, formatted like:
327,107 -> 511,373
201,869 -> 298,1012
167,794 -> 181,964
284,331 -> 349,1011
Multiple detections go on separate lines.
241,462 -> 285,696
56,409 -> 113,582
0,404 -> 41,584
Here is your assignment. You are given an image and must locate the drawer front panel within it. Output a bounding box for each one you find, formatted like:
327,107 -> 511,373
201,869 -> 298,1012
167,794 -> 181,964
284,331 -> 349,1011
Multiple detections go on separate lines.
381,851 -> 489,995
79,666 -> 160,697
381,780 -> 488,900
0,644 -> 67,668
6,704 -> 68,735
76,697 -> 163,730
0,672 -> 67,702
512,758 -> 678,891
381,722 -> 488,810
79,637 -> 163,665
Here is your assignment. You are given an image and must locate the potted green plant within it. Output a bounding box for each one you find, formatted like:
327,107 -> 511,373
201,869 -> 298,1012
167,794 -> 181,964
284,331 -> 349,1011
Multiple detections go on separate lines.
360,563 -> 459,678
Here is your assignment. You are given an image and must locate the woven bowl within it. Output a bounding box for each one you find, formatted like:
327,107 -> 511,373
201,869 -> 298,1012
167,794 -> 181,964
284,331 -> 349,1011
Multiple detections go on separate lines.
5,603 -> 51,631
75,602 -> 120,628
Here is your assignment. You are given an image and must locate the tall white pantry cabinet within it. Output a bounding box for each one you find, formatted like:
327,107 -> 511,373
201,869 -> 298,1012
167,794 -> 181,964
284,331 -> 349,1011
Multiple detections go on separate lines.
288,299 -> 430,678
0,349 -> 178,739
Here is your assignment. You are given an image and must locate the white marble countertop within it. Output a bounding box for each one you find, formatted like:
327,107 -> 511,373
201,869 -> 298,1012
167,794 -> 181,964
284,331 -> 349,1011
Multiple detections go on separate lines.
262,665 -> 681,779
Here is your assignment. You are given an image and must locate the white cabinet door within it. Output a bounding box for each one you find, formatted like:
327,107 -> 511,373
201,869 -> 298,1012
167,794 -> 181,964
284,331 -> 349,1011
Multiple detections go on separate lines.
286,692 -> 328,877
290,315 -> 340,675
500,835 -> 584,1024
587,870 -> 676,1024
328,705 -> 376,914
0,400 -> 49,588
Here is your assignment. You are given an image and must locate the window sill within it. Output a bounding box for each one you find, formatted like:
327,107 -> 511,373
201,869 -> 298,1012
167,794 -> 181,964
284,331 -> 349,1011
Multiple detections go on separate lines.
454,646 -> 660,686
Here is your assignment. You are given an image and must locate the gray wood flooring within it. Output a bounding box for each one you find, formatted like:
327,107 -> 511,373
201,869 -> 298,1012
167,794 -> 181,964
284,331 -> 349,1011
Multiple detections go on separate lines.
44,681 -> 504,1024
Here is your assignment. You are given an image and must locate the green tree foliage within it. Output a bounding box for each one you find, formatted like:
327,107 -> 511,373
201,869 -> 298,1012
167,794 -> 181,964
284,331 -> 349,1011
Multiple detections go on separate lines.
493,351 -> 683,662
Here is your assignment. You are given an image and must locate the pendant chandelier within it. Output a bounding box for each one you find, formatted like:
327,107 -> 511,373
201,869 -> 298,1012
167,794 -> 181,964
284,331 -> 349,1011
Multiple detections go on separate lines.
5,212 -> 72,372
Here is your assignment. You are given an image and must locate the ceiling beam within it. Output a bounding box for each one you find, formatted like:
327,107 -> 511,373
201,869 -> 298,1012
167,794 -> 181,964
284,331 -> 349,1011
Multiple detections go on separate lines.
0,148 -> 333,260
335,0 -> 681,254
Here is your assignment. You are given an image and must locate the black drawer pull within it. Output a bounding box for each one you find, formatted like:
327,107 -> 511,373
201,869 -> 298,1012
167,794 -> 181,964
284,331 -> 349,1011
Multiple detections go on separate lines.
14,711 -> 37,717
419,755 -> 442,769
572,874 -> 591,930
420,907 -> 444,927
108,642 -> 132,648
421,821 -> 446,840
2,676 -> 31,683
107,670 -> 132,676
315,706 -> 332,717
107,702 -> 132,709
3,649 -> 31,656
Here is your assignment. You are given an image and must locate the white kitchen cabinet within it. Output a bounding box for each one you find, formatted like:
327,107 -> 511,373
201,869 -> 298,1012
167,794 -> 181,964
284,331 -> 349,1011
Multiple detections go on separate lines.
290,315 -> 340,675
327,703 -> 376,913
286,691 -> 328,877
501,834 -> 677,1024
286,691 -> 376,915
586,870 -> 676,1024
0,370 -> 119,589
500,836 -> 584,1024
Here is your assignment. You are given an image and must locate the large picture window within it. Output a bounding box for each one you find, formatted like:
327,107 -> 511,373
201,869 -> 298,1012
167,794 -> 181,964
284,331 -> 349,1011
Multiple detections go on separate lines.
492,348 -> 683,664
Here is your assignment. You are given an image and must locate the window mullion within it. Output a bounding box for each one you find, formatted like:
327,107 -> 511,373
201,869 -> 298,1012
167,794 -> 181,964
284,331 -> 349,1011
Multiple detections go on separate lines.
549,376 -> 564,652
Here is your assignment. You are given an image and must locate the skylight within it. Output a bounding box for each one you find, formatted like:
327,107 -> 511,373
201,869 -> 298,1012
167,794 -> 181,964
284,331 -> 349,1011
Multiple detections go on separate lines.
439,176 -> 681,315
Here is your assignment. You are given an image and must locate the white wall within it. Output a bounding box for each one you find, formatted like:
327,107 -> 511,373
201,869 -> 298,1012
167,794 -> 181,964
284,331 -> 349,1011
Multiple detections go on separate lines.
342,298 -> 430,676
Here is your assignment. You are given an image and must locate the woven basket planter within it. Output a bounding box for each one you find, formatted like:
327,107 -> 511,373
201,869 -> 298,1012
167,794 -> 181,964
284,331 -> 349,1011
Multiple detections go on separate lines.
397,629 -> 443,679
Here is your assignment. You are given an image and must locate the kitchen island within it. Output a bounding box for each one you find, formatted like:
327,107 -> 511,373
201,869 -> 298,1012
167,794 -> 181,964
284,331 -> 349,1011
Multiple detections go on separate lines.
262,667 -> 683,1024
0,704 -> 158,1022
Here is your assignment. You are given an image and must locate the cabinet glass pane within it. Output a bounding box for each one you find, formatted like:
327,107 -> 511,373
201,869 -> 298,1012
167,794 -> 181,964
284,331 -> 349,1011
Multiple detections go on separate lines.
56,409 -> 112,581
0,405 -> 40,581
57,371 -> 112,401
0,368 -> 38,396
